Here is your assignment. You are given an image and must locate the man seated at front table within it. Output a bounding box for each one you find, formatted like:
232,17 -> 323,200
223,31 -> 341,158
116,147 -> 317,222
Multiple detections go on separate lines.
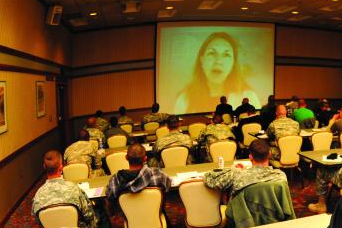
215,96 -> 233,117
86,117 -> 106,144
64,129 -> 105,178
266,105 -> 300,160
117,106 -> 134,126
203,139 -> 292,227
141,103 -> 169,128
152,115 -> 193,166
32,150 -> 99,228
197,113 -> 235,161
293,99 -> 315,128
105,116 -> 133,145
105,143 -> 172,201
234,97 -> 255,118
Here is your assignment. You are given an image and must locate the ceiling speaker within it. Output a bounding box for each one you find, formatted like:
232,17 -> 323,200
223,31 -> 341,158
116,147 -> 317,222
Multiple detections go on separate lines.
46,5 -> 63,25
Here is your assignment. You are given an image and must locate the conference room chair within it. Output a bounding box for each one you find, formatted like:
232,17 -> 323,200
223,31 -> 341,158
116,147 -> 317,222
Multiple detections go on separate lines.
156,126 -> 170,140
119,187 -> 167,228
89,139 -> 99,150
209,141 -> 237,163
222,114 -> 232,125
312,132 -> 333,151
161,146 -> 189,167
188,123 -> 206,139
38,203 -> 79,228
314,120 -> 319,129
106,152 -> 129,175
62,163 -> 89,181
269,135 -> 304,188
120,124 -> 133,134
144,122 -> 160,142
107,135 -> 127,148
179,180 -> 227,228
241,123 -> 262,147
226,181 -> 295,228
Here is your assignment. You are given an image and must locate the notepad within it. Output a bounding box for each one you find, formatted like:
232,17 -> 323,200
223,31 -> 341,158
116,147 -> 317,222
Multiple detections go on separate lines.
233,160 -> 252,168
84,187 -> 104,198
171,172 -> 205,187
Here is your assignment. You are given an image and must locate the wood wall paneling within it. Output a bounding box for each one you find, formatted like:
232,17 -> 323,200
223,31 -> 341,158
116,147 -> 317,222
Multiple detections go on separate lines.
72,25 -> 155,67
0,0 -> 71,65
68,69 -> 154,117
275,66 -> 342,99
276,26 -> 342,60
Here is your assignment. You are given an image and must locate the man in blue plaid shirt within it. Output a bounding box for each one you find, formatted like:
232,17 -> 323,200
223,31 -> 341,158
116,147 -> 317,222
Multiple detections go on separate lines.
105,143 -> 171,202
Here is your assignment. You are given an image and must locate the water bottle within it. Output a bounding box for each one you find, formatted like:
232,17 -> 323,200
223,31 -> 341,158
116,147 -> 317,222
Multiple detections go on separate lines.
218,157 -> 224,169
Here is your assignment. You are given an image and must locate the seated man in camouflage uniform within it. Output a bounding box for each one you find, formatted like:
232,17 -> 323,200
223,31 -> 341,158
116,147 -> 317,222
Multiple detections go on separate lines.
308,165 -> 342,214
64,129 -> 105,178
197,114 -> 235,161
152,115 -> 193,166
95,110 -> 110,132
266,105 -> 300,160
32,150 -> 98,228
203,139 -> 287,196
141,103 -> 169,128
106,143 -> 171,201
86,117 -> 106,145
117,106 -> 134,126
105,116 -> 133,145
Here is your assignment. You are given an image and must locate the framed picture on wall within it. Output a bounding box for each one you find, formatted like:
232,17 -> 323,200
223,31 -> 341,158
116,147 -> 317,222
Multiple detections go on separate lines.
36,81 -> 46,118
0,81 -> 7,134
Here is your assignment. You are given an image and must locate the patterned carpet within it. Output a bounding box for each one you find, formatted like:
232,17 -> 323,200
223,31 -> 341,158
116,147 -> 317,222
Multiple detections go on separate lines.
3,174 -> 339,228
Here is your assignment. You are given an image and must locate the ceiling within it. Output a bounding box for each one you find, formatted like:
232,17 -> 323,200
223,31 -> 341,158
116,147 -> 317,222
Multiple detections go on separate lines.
40,0 -> 342,32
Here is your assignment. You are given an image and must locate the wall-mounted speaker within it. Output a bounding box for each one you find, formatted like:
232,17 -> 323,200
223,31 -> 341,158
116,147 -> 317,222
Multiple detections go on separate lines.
46,5 -> 63,25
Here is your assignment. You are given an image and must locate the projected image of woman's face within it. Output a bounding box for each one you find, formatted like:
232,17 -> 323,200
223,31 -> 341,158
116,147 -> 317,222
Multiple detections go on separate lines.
200,38 -> 234,85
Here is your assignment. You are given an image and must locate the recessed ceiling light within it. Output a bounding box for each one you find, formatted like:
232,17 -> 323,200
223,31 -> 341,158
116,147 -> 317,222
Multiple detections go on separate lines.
89,12 -> 97,16
166,6 -> 174,10
291,11 -> 299,14
332,0 -> 339,2
241,7 -> 249,10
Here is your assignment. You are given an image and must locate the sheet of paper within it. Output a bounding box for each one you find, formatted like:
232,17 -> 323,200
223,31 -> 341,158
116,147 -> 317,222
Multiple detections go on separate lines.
84,187 -> 104,198
258,134 -> 268,139
78,182 -> 90,190
300,130 -> 313,137
233,160 -> 252,168
322,155 -> 342,163
142,143 -> 152,151
170,171 -> 205,187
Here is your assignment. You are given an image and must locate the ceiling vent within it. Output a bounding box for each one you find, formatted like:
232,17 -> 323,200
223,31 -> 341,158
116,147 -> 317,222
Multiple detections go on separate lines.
122,1 -> 141,13
68,18 -> 89,27
270,5 -> 298,14
197,0 -> 223,10
246,0 -> 270,3
287,15 -> 312,22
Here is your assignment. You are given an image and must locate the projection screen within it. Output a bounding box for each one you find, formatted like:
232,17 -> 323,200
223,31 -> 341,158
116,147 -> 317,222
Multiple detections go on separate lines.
156,22 -> 275,114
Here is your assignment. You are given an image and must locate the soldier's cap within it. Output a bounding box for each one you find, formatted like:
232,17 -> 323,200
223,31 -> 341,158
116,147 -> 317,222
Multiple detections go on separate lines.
127,143 -> 146,158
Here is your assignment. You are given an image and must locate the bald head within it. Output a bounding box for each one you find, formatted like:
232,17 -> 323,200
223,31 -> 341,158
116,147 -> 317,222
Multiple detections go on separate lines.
87,117 -> 96,128
43,150 -> 62,175
242,98 -> 249,104
78,129 -> 90,141
276,105 -> 287,118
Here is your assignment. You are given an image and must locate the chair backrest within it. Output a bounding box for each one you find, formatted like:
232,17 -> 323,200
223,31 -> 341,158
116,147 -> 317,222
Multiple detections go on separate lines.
278,135 -> 303,165
63,163 -> 88,181
209,141 -> 237,163
89,139 -> 99,150
312,132 -> 333,151
144,122 -> 160,141
156,126 -> 170,140
107,135 -> 127,148
242,123 -> 262,146
188,123 -> 206,139
119,188 -> 164,228
161,146 -> 189,167
314,120 -> 319,129
222,114 -> 232,125
106,152 -> 129,175
226,181 -> 295,228
120,124 -> 133,134
179,180 -> 222,227
38,203 -> 78,228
